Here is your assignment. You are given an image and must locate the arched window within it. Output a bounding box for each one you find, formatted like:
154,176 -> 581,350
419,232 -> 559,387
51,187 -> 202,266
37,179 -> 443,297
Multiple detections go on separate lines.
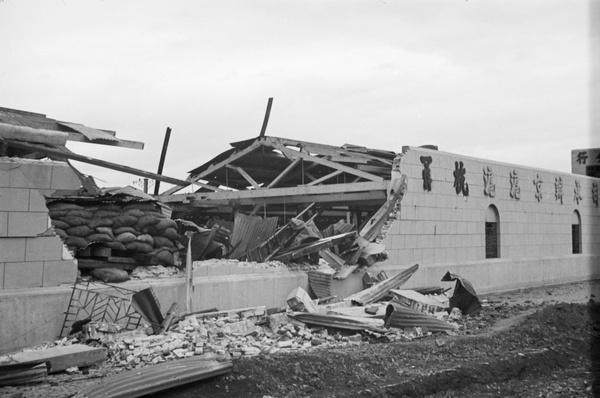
572,210 -> 582,254
485,205 -> 500,258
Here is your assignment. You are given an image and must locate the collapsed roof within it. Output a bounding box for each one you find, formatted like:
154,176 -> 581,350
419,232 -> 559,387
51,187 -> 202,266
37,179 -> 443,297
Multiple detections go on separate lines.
159,136 -> 400,225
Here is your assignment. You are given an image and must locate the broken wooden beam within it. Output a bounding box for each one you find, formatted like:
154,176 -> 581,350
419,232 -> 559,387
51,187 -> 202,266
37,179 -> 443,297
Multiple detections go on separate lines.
3,140 -> 190,186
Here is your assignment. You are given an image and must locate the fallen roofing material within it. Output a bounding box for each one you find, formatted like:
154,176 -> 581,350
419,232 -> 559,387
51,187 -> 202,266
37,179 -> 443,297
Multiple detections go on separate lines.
73,354 -> 232,398
390,289 -> 448,315
288,312 -> 385,332
344,263 -> 419,305
441,271 -> 482,315
384,302 -> 459,333
0,361 -> 48,386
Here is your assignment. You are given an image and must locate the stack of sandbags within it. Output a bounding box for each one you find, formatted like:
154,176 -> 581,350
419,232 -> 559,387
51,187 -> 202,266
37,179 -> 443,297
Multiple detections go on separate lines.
47,202 -> 180,267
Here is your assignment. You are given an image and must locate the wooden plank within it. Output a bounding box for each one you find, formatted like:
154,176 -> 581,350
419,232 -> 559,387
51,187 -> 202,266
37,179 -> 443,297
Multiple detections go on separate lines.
267,157 -> 301,188
159,180 -> 388,204
154,127 -> 172,195
226,164 -> 260,189
268,136 -> 394,165
259,97 -> 273,137
77,259 -> 139,271
186,232 -> 194,314
267,138 -> 384,182
3,140 -> 190,186
272,231 -> 357,262
11,345 -> 106,373
306,170 -> 343,186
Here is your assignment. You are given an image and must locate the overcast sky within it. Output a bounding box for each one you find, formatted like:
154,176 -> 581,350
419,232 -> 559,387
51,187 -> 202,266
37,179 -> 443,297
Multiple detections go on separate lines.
1,1 -> 598,191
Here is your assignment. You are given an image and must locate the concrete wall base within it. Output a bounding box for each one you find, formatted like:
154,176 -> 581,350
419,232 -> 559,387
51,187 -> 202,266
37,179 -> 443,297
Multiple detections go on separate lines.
1,254 -> 598,355
0,271 -> 309,355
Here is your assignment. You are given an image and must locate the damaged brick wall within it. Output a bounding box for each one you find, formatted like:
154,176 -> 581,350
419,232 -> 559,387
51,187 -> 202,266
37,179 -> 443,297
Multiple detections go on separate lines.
0,158 -> 80,290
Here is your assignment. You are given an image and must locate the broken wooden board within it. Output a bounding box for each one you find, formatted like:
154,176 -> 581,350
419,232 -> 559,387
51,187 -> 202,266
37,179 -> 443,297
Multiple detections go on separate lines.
11,345 -> 106,373
74,354 -> 232,398
272,231 -> 357,262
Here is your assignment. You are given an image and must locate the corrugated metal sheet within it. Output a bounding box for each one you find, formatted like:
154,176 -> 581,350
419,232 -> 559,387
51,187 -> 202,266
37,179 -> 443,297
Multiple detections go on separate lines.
228,213 -> 278,259
58,121 -> 119,142
384,302 -> 459,332
308,269 -> 335,298
288,312 -> 385,332
344,264 -> 419,305
441,271 -> 482,315
75,355 -> 232,398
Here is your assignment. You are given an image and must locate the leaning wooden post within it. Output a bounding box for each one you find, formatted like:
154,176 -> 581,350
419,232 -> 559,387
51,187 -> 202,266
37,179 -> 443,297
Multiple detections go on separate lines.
185,232 -> 194,314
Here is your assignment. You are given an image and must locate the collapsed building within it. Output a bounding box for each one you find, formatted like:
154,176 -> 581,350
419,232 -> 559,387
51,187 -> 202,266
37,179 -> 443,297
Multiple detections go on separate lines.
0,106 -> 599,355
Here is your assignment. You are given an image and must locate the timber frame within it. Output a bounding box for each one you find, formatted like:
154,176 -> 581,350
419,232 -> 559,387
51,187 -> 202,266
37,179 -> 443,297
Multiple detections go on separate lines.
158,136 -> 400,229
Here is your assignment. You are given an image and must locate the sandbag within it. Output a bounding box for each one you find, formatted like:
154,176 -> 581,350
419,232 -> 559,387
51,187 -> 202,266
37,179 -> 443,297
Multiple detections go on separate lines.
102,241 -> 127,251
95,203 -> 122,213
136,234 -> 154,245
160,227 -> 179,241
152,236 -> 176,249
153,249 -> 175,267
51,219 -> 70,230
54,227 -> 68,240
66,209 -> 94,218
95,227 -> 115,238
115,232 -> 137,243
135,215 -> 160,229
93,210 -> 121,219
86,233 -> 113,243
155,218 -> 178,231
124,208 -> 145,218
113,227 -> 139,236
57,216 -> 88,227
90,268 -> 130,283
65,236 -> 87,248
142,226 -> 159,236
47,203 -> 84,211
125,241 -> 153,253
66,225 -> 93,237
112,215 -> 138,228
49,210 -> 69,218
88,218 -> 114,229
123,203 -> 157,212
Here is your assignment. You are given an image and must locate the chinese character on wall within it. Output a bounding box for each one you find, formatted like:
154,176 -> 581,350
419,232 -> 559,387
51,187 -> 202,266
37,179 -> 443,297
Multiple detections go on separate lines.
576,151 -> 588,165
420,156 -> 433,192
555,176 -> 563,204
593,182 -> 598,207
510,170 -> 520,200
533,174 -> 543,202
483,166 -> 496,197
574,180 -> 582,205
453,161 -> 469,196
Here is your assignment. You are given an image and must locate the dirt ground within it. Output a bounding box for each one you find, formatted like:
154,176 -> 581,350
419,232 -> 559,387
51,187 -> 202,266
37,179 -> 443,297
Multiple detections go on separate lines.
2,280 -> 600,398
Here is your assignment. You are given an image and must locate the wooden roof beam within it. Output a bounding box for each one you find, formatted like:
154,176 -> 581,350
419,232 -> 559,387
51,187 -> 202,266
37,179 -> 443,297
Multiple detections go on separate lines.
306,170 -> 343,186
162,138 -> 265,195
225,164 -> 261,189
266,138 -> 384,183
267,158 -> 301,188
